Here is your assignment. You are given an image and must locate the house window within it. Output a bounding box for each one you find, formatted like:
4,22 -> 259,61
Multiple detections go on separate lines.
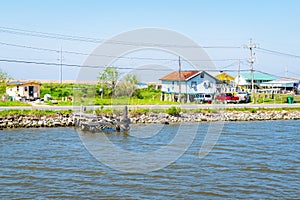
172,81 -> 175,85
191,81 -> 197,88
17,86 -> 19,91
24,86 -> 28,91
203,81 -> 211,89
200,73 -> 204,78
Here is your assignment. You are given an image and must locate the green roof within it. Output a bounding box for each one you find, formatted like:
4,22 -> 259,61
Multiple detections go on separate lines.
240,73 -> 276,81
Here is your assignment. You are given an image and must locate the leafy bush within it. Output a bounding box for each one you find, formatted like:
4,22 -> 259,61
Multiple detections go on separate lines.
207,108 -> 219,113
40,83 -> 75,98
129,108 -> 150,115
250,108 -> 257,113
94,108 -> 121,116
166,106 -> 181,116
132,89 -> 143,99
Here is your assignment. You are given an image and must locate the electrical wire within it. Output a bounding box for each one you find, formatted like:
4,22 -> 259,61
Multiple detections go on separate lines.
254,70 -> 300,82
1,26 -> 299,76
256,47 -> 300,59
0,26 -> 241,48
3,55 -> 297,81
0,41 -> 246,62
288,70 -> 300,76
0,57 -> 252,72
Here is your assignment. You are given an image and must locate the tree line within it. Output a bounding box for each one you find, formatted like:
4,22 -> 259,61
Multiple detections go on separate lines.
0,67 -> 142,99
97,66 -> 140,98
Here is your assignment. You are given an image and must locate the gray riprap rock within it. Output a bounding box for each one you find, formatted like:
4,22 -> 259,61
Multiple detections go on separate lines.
38,120 -> 44,126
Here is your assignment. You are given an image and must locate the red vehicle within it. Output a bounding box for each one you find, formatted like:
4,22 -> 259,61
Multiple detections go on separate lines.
215,93 -> 240,103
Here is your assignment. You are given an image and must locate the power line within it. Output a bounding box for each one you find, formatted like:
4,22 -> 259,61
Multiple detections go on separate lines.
0,58 -> 90,68
254,70 -> 300,81
288,70 -> 300,76
0,26 -> 241,48
0,57 -> 252,72
254,62 -> 300,79
1,27 -> 299,72
219,61 -> 240,69
254,70 -> 281,78
0,41 -> 59,53
3,56 -> 294,83
0,27 -> 102,43
0,41 -> 246,62
2,27 -> 298,75
256,47 -> 300,59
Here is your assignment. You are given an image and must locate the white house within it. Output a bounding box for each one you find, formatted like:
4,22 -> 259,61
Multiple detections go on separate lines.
160,70 -> 217,102
260,76 -> 300,93
6,81 -> 41,100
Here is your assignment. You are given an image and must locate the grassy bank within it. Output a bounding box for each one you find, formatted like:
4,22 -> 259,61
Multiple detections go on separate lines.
0,101 -> 31,106
0,106 -> 299,118
252,93 -> 300,104
83,106 -> 300,117
0,109 -> 72,117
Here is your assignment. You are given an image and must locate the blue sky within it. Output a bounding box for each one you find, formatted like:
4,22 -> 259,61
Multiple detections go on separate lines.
0,0 -> 299,81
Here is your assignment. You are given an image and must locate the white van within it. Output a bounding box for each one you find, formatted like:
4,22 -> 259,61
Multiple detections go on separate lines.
194,93 -> 213,103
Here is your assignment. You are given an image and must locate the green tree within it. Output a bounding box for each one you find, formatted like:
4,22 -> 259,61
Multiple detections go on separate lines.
98,66 -> 119,96
0,69 -> 11,96
124,74 -> 138,85
114,74 -> 138,97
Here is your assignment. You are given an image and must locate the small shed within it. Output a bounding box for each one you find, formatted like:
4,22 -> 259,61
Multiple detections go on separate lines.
6,81 -> 41,100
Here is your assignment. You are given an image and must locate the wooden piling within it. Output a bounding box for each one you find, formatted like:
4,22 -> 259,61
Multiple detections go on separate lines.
74,106 -> 130,132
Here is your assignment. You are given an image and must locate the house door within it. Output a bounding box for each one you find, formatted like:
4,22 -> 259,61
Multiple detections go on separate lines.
29,86 -> 34,97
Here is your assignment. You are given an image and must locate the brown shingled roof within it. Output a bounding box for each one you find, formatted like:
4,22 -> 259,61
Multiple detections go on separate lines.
160,70 -> 200,81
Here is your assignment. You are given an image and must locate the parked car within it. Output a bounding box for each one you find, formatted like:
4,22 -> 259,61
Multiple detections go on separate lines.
195,93 -> 213,103
215,93 -> 239,103
236,92 -> 250,103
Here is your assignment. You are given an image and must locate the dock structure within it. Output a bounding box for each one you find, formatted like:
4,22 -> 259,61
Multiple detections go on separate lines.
74,106 -> 130,132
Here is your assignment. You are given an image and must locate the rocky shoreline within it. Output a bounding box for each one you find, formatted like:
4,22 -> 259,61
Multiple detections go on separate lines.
130,110 -> 300,124
0,114 -> 74,129
0,110 -> 299,129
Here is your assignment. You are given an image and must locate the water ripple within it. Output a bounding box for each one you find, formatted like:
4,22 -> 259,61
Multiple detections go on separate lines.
1,121 -> 300,199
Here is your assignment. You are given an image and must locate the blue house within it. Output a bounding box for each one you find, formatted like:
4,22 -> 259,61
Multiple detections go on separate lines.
160,70 -> 217,102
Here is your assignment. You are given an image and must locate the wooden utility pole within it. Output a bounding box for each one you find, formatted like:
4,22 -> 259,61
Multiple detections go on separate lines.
178,56 -> 181,102
237,59 -> 240,91
245,39 -> 256,102
60,47 -> 63,84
